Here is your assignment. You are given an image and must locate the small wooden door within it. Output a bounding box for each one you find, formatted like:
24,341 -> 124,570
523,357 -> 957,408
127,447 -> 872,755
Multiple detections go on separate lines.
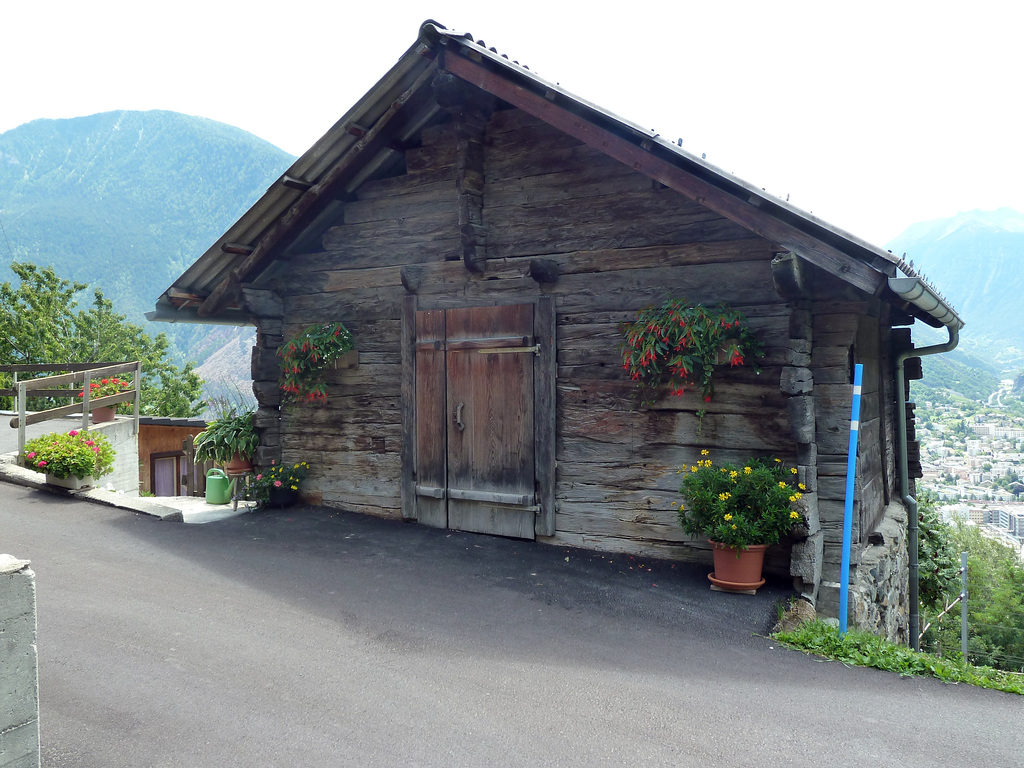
415,304 -> 537,539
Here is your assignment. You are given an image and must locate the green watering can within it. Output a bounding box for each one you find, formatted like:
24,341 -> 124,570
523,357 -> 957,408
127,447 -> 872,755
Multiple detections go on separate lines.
205,468 -> 232,505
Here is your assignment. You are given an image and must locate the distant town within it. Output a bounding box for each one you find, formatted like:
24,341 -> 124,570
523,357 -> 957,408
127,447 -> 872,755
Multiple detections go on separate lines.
917,378 -> 1024,561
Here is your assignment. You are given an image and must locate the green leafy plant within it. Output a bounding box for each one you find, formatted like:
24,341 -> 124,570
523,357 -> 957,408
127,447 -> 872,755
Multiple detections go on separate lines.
619,299 -> 763,403
192,410 -> 259,464
250,460 -> 309,508
676,452 -> 804,549
774,620 -> 1024,695
22,429 -> 116,479
278,322 -> 354,405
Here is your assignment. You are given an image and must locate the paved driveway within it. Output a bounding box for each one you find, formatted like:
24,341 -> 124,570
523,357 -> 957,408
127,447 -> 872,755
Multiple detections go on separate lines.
2,483 -> 1020,767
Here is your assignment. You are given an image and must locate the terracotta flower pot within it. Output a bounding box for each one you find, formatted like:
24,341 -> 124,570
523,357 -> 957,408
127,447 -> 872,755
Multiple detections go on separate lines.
91,406 -> 116,424
708,541 -> 767,591
225,453 -> 254,473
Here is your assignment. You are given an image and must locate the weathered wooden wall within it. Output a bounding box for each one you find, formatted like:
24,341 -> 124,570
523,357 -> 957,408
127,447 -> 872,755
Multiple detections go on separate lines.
250,107 -> 883,572
805,297 -> 901,614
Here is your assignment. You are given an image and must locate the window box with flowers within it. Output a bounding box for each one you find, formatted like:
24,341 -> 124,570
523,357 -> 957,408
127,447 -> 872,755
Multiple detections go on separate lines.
21,429 -> 116,490
278,322 -> 355,405
677,452 -> 805,591
619,299 -> 763,406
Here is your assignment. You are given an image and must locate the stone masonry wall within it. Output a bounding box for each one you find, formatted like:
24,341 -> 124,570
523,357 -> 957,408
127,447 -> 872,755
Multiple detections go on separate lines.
817,501 -> 910,644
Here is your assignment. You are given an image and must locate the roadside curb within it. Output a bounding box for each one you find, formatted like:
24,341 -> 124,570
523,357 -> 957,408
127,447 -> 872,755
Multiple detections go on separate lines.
0,451 -> 184,521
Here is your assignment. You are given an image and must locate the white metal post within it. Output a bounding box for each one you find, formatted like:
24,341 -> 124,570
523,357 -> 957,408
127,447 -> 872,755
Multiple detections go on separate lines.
17,380 -> 27,456
960,551 -> 969,659
81,373 -> 91,432
133,361 -> 141,434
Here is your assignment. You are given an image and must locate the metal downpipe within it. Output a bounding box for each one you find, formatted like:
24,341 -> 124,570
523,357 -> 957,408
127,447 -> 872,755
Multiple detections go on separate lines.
895,325 -> 959,650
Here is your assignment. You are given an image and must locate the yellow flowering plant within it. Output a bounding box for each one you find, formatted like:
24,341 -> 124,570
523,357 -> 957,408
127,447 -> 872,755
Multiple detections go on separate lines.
250,460 -> 309,509
676,452 -> 804,549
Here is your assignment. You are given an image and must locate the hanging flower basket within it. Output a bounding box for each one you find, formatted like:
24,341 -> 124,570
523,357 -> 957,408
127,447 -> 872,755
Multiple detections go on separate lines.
619,299 -> 762,404
278,322 -> 354,405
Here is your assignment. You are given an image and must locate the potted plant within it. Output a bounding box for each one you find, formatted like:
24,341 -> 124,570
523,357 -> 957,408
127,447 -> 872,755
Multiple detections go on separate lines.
77,376 -> 132,423
677,452 -> 804,590
278,322 -> 354,405
619,299 -> 762,404
193,410 -> 259,472
21,429 -> 116,490
250,460 -> 309,509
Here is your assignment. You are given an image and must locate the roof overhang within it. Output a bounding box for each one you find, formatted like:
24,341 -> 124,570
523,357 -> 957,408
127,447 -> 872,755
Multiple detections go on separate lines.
151,19 -> 961,333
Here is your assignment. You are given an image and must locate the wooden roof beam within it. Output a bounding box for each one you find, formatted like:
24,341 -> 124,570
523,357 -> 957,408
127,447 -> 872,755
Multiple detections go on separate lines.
221,242 -> 255,255
281,175 -> 313,191
198,60 -> 440,318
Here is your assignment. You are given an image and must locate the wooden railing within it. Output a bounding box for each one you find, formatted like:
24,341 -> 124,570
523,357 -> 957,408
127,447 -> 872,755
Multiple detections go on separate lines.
1,362 -> 141,455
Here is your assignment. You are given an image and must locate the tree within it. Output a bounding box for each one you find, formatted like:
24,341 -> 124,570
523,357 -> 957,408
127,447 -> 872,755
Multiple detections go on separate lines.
921,519 -> 1024,672
0,262 -> 204,416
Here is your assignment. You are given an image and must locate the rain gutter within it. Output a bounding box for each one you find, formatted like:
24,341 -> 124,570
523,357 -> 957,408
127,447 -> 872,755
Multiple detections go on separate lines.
889,276 -> 963,650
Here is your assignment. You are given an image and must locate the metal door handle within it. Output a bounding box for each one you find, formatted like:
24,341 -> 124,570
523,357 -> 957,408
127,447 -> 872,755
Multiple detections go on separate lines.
454,401 -> 465,431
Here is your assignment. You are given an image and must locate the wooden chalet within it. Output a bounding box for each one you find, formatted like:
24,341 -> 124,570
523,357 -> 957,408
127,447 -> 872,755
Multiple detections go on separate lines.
151,21 -> 962,632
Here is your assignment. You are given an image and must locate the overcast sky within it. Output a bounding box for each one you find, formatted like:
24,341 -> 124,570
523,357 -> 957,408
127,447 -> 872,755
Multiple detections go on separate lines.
3,1 -> 1021,246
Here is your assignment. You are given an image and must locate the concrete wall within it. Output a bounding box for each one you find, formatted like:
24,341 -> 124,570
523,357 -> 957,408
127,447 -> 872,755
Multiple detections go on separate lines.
90,418 -> 139,494
0,556 -> 39,768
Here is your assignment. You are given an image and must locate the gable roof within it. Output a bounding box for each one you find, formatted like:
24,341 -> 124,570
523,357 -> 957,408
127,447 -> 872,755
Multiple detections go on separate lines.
148,20 -> 961,332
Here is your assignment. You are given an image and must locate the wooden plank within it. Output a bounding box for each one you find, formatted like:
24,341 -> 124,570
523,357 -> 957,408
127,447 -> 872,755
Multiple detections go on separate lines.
535,295 -> 557,537
401,295 -> 417,519
415,308 -> 448,528
447,487 -> 534,506
0,361 -> 134,374
299,238 -> 773,295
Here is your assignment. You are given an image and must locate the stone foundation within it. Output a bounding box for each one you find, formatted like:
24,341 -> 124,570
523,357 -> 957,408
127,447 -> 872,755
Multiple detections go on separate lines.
816,501 -> 910,644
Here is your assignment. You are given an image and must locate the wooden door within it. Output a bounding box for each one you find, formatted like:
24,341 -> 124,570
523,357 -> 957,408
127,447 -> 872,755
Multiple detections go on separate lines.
415,304 -> 537,539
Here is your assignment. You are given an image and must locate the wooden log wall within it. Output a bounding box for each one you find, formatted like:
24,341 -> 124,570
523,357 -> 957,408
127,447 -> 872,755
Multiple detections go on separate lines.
265,106 -> 815,567
808,298 -> 901,588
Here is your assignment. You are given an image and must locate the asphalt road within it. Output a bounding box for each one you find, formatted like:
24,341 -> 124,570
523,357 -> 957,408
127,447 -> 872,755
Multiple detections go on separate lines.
2,483 -> 1020,767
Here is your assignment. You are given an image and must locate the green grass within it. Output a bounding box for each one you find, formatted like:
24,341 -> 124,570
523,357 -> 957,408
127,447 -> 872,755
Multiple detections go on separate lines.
773,620 -> 1024,695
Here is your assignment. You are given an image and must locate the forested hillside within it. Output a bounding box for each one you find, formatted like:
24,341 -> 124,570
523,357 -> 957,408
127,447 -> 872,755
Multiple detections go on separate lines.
0,110 -> 293,363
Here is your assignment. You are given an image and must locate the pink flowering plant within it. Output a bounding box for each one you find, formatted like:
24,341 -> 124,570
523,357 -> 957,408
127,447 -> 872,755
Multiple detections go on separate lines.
676,452 -> 804,550
250,461 -> 309,508
278,322 -> 354,405
21,429 -> 116,479
619,299 -> 762,404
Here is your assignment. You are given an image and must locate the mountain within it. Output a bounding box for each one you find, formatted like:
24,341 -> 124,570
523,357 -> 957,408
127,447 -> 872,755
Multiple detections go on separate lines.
886,208 -> 1024,368
0,110 -> 294,365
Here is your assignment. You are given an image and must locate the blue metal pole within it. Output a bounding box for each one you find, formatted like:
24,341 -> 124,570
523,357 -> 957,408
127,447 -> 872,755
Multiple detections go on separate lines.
839,363 -> 864,636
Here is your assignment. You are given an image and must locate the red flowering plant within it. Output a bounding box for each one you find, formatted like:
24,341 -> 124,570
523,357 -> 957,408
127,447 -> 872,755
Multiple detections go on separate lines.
278,322 -> 354,405
78,377 -> 132,400
619,299 -> 762,405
